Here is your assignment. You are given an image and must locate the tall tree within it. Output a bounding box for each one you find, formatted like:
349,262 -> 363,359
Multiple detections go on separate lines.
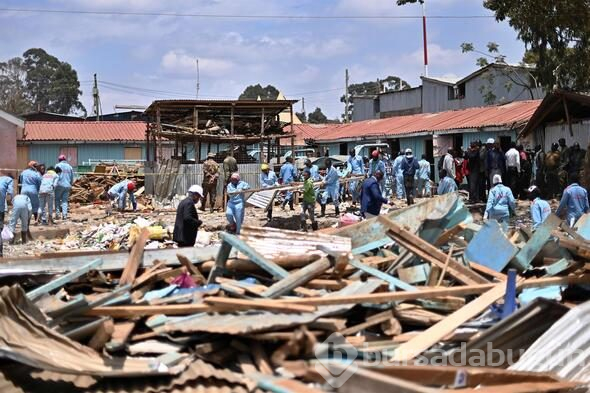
238,84 -> 280,100
340,75 -> 410,120
307,107 -> 328,124
0,57 -> 30,114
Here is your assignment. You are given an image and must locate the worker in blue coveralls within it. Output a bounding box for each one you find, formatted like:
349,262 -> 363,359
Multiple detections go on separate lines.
279,156 -> 297,211
55,154 -> 74,220
416,154 -> 431,197
392,152 -> 406,199
527,185 -> 551,230
401,148 -> 420,205
484,174 -> 516,233
437,169 -> 458,195
0,173 -> 14,257
108,179 -> 137,212
8,194 -> 32,245
226,172 -> 250,234
19,161 -> 42,222
368,150 -> 387,198
320,158 -> 340,217
347,149 -> 365,205
556,173 -> 589,227
260,163 -> 278,221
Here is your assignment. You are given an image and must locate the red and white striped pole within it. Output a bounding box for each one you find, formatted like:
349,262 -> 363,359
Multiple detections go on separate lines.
422,0 -> 428,77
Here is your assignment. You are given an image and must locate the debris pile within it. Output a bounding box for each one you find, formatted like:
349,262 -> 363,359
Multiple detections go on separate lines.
1,193 -> 590,392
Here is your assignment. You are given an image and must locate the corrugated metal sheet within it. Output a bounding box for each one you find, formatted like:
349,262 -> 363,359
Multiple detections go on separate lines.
379,88 -> 422,114
544,120 -> 590,152
170,163 -> 261,197
23,122 -> 146,142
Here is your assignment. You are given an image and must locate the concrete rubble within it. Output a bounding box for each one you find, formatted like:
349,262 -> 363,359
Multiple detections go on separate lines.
1,192 -> 590,392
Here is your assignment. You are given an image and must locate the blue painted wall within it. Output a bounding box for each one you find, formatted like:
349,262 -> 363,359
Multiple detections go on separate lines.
26,143 -> 147,168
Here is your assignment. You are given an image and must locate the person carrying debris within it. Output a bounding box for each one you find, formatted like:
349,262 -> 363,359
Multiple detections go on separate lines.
0,173 -> 14,257
19,161 -> 42,223
55,154 -> 74,220
38,166 -> 60,225
300,168 -> 318,231
556,173 -> 589,227
226,173 -> 250,234
347,149 -> 365,205
416,154 -> 431,198
173,185 -> 204,247
528,185 -> 551,230
320,158 -> 340,217
279,156 -> 297,211
201,152 -> 219,213
392,152 -> 406,199
544,143 -> 561,199
401,148 -> 419,205
484,174 -> 516,233
108,180 -> 137,212
360,170 -> 389,219
260,163 -> 278,221
437,169 -> 458,195
8,194 -> 32,245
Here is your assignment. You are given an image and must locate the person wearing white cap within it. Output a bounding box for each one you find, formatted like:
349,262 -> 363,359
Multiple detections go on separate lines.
484,174 -> 515,233
401,148 -> 419,205
226,172 -> 250,234
527,185 -> 551,230
173,185 -> 204,247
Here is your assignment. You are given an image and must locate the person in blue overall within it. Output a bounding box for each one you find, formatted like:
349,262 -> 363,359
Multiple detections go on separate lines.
527,185 -> 551,230
226,172 -> 250,234
55,154 -> 74,220
393,152 -> 406,199
416,154 -> 431,197
368,150 -> 386,197
437,169 -> 458,195
260,163 -> 278,221
19,161 -> 42,222
347,149 -> 365,205
484,174 -> 516,233
279,156 -> 297,211
9,194 -> 32,245
320,158 -> 340,217
0,174 -> 14,257
108,180 -> 137,212
556,173 -> 589,227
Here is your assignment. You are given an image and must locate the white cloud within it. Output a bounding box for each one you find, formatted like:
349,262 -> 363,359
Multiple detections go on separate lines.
161,50 -> 234,78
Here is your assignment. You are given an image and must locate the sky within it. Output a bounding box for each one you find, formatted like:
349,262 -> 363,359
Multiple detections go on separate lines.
0,0 -> 527,119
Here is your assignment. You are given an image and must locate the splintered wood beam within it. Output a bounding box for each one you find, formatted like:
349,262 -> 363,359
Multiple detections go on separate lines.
119,228 -> 150,286
261,258 -> 332,298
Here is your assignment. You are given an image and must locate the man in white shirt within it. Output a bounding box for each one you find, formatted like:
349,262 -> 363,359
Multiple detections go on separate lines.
442,148 -> 456,181
505,141 -> 520,195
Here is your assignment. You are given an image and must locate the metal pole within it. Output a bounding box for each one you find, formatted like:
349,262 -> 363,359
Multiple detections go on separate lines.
259,107 -> 265,164
345,69 -> 350,123
422,0 -> 429,77
230,105 -> 235,157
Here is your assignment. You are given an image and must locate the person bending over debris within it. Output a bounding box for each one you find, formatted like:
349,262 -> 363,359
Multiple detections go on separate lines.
484,174 -> 515,233
320,158 -> 340,217
108,180 -> 137,212
8,194 -> 32,245
437,169 -> 458,195
0,174 -> 14,257
528,185 -> 551,230
19,161 -> 41,223
360,170 -> 389,219
556,173 -> 589,227
201,152 -> 219,213
226,173 -> 250,234
300,169 -> 318,231
55,154 -> 74,220
173,185 -> 204,247
260,163 -> 278,221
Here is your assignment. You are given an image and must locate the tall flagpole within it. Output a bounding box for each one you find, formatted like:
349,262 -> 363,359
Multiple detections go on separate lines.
422,0 -> 428,77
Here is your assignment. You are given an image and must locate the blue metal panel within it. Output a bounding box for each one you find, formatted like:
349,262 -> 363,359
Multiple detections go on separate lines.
465,220 -> 518,272
399,136 -> 426,159
78,144 -> 125,163
28,144 -> 61,167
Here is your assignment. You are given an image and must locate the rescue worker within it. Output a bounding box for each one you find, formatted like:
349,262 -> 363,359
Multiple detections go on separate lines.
528,185 -> 551,230
201,152 -> 219,213
544,143 -> 561,199
392,152 -> 405,199
173,185 -> 204,247
368,150 -> 387,197
360,170 -> 389,219
401,148 -> 419,205
8,194 -> 32,245
300,168 -> 318,231
19,161 -> 42,222
279,156 -> 297,210
226,173 -> 250,234
55,154 -> 74,220
484,174 -> 516,233
347,149 -> 365,205
108,180 -> 137,212
437,169 -> 458,195
320,158 -> 340,217
505,141 -> 520,195
416,154 -> 431,198
304,158 -> 320,181
0,174 -> 14,257
260,163 -> 278,221
222,154 -> 238,202
466,142 -> 482,202
556,173 -> 589,227
39,166 -> 60,225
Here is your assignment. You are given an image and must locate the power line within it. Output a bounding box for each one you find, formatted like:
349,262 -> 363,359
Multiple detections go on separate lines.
0,7 -> 495,20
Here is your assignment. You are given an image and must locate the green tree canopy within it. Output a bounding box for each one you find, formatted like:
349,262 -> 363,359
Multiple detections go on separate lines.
238,84 -> 280,100
307,107 -> 328,124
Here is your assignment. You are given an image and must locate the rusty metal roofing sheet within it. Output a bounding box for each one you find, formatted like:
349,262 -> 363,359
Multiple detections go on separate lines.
156,280 -> 382,335
23,121 -> 146,141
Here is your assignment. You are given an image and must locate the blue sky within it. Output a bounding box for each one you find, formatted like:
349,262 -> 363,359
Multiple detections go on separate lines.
0,0 -> 526,118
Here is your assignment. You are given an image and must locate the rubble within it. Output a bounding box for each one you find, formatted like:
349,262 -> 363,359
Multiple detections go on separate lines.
0,193 -> 590,392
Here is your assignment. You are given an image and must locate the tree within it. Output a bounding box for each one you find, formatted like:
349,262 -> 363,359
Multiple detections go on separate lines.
238,84 -> 280,100
483,0 -> 590,91
295,111 -> 307,122
340,75 -> 410,120
0,57 -> 30,114
307,107 -> 328,124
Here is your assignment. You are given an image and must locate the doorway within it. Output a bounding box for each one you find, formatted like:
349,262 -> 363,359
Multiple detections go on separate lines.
424,138 -> 434,180
499,136 -> 511,153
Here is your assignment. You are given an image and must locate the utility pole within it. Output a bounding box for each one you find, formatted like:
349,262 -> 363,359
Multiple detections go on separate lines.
92,73 -> 101,121
195,58 -> 200,99
301,97 -> 306,120
345,68 -> 350,123
422,0 -> 429,77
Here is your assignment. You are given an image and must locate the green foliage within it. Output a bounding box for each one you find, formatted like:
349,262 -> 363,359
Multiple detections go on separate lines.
238,84 -> 280,100
0,57 -> 30,114
295,111 -> 307,122
307,107 -> 328,124
340,75 -> 410,120
460,43 -> 475,53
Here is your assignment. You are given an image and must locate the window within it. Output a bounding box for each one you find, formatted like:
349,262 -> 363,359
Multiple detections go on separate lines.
448,84 -> 466,100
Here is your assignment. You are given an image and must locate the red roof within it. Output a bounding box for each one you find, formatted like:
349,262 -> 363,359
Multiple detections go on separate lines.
22,121 -> 146,142
285,100 -> 541,143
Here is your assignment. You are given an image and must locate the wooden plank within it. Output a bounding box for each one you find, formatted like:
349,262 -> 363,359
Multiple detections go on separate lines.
391,281 -> 516,362
348,258 -> 417,291
176,254 -> 206,283
119,228 -> 150,286
105,321 -> 136,352
452,382 -> 581,393
436,245 -> 454,286
204,297 -> 316,313
340,310 -> 395,336
252,342 -> 273,375
26,258 -> 103,301
261,258 -> 332,298
469,262 -> 508,281
88,318 -> 115,351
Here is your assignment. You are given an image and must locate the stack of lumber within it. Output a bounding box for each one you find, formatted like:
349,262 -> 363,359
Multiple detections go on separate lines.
1,196 -> 590,392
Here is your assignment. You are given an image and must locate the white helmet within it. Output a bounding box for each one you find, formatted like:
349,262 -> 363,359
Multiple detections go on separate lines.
188,184 -> 204,196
